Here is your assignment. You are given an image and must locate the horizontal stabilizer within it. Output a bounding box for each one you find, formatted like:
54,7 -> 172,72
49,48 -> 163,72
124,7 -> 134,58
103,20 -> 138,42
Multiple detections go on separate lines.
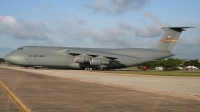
162,27 -> 195,31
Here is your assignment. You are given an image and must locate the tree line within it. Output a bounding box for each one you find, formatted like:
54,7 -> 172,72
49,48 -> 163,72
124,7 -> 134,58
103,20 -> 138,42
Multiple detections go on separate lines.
143,58 -> 200,70
0,58 -> 5,63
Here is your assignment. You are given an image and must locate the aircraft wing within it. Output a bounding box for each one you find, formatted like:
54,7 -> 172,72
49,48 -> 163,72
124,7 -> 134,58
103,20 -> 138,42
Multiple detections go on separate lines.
68,49 -> 154,61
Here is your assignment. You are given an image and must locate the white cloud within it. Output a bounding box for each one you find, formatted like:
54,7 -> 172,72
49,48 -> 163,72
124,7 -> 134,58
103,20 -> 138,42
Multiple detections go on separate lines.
40,2 -> 52,9
180,37 -> 200,47
144,12 -> 160,22
118,21 -> 132,31
83,0 -> 148,14
90,27 -> 131,47
53,17 -> 135,47
133,24 -> 162,37
53,13 -> 170,48
117,13 -> 165,38
132,12 -> 168,38
0,47 -> 13,52
89,0 -> 107,12
0,15 -> 51,41
111,0 -> 148,14
0,47 -> 14,58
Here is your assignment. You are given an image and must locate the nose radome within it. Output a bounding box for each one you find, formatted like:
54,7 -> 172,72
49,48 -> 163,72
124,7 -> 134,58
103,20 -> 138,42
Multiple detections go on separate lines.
4,54 -> 14,63
4,53 -> 23,64
4,54 -> 11,62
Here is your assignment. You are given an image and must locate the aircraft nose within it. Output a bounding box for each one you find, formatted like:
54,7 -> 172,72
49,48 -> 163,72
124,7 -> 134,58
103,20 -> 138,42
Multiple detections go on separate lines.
4,53 -> 23,64
4,54 -> 15,63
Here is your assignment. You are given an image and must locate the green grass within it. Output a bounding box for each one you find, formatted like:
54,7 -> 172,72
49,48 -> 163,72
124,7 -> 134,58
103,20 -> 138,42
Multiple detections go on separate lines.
93,69 -> 200,77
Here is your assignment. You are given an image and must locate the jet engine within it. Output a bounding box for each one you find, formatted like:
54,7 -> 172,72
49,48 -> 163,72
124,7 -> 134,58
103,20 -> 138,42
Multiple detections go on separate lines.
74,56 -> 90,63
89,58 -> 109,65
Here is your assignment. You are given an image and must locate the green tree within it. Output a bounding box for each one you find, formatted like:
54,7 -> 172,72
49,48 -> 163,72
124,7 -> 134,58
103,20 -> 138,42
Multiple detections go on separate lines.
184,60 -> 200,67
165,58 -> 182,69
145,61 -> 156,69
184,60 -> 190,66
156,60 -> 166,67
145,59 -> 166,69
145,58 -> 182,70
0,58 -> 5,63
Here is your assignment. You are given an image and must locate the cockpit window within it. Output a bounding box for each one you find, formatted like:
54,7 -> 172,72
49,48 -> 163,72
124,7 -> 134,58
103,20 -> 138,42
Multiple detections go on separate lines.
18,47 -> 23,50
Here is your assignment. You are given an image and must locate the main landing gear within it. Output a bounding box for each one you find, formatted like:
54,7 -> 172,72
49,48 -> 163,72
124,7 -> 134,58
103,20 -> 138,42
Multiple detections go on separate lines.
84,67 -> 107,71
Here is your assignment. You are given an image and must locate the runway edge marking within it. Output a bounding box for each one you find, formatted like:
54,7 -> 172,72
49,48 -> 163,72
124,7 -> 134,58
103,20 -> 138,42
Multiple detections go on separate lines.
0,81 -> 32,112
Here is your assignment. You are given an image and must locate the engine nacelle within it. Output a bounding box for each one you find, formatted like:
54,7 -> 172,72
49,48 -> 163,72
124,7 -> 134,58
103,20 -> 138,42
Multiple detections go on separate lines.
89,58 -> 109,65
74,56 -> 90,63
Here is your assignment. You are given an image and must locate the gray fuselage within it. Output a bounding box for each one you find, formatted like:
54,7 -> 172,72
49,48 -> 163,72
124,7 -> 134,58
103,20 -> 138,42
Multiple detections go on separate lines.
4,46 -> 173,69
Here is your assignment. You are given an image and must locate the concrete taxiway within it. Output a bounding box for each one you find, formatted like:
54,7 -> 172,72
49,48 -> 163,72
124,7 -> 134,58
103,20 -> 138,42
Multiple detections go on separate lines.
0,65 -> 200,112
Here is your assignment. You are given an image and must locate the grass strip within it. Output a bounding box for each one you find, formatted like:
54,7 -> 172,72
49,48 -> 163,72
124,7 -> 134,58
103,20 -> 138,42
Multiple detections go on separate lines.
93,70 -> 200,77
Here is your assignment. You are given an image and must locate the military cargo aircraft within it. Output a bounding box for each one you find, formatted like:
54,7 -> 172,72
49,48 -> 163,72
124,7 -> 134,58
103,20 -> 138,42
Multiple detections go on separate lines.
4,27 -> 192,70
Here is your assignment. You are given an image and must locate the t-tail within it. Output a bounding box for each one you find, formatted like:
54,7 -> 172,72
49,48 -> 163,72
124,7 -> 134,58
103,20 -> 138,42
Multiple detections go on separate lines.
153,27 -> 193,52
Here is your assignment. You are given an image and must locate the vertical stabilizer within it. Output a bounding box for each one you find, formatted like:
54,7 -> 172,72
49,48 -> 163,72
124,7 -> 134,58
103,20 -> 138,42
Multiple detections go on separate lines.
153,27 -> 192,52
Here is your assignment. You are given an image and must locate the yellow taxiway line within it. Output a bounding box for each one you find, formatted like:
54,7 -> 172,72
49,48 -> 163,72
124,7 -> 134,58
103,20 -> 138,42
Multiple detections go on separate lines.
0,81 -> 31,112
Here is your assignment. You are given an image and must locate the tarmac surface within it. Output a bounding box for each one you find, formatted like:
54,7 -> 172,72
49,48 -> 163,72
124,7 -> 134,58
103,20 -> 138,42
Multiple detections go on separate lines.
0,83 -> 21,112
0,66 -> 200,112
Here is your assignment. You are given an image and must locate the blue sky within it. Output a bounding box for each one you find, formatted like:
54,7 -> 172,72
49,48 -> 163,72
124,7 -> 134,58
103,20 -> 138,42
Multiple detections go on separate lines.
0,0 -> 200,59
